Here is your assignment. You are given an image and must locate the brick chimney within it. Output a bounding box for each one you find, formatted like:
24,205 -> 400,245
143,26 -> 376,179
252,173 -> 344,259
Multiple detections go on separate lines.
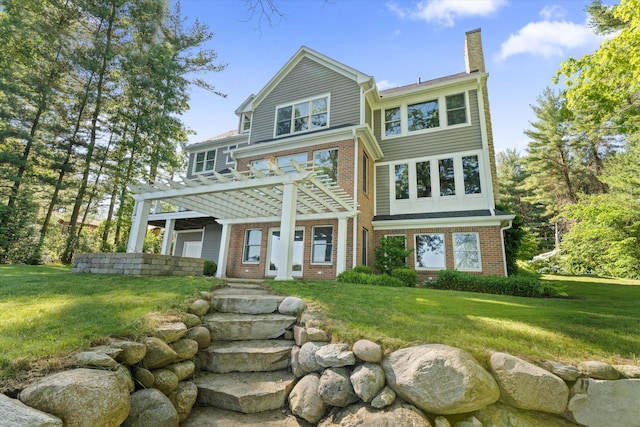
464,28 -> 485,74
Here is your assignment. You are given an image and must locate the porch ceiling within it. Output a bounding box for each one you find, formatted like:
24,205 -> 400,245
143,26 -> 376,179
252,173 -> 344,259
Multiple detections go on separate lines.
130,160 -> 357,221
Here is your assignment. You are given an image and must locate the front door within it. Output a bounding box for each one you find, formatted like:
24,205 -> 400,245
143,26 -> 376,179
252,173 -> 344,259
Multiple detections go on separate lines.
267,228 -> 304,278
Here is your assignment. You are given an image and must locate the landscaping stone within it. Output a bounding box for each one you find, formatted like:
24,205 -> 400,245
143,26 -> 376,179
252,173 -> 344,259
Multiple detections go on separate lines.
565,378 -> 640,427
291,345 -> 305,377
199,340 -> 293,373
203,312 -> 296,341
151,369 -> 179,395
289,373 -> 327,424
474,401 -> 578,427
165,360 -> 195,381
142,337 -> 178,370
614,364 -> 640,378
168,381 -> 198,422
189,299 -> 210,316
134,367 -> 155,388
382,344 -> 500,415
306,327 -> 329,342
353,339 -> 382,363
0,393 -> 62,427
318,367 -> 359,407
122,388 -> 179,427
371,386 -> 396,409
434,416 -> 452,427
112,340 -> 147,365
182,313 -> 201,328
154,321 -> 188,343
453,416 -> 482,427
211,294 -> 284,314
115,365 -> 135,392
299,342 -> 323,373
544,361 -> 581,382
19,368 -> 130,427
170,338 -> 199,360
350,362 -> 385,403
578,361 -> 620,380
182,407 -> 308,427
293,325 -> 308,346
315,343 -> 355,368
489,351 -> 569,414
74,351 -> 117,369
185,326 -> 211,350
278,296 -> 306,315
317,401 -> 432,427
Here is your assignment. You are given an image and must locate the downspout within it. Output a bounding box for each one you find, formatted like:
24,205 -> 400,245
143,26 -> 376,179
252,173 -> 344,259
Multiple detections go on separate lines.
352,128 -> 359,269
500,219 -> 513,277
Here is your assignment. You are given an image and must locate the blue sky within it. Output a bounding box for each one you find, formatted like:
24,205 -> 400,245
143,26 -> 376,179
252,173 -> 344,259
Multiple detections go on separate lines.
177,0 -> 611,154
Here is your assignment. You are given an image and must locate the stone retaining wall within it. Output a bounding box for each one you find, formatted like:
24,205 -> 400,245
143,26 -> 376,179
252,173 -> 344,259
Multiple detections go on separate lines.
72,253 -> 204,276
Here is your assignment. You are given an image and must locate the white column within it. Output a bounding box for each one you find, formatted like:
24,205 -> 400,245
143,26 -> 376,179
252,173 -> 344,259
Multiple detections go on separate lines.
275,181 -> 297,281
336,216 -> 348,275
161,218 -> 175,255
127,199 -> 151,253
216,222 -> 231,279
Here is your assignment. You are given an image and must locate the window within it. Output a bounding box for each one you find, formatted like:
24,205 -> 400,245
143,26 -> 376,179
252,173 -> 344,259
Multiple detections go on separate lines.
243,229 -> 262,263
462,155 -> 481,194
394,164 -> 409,200
438,158 -> 455,196
276,96 -> 328,136
251,159 -> 271,176
277,153 -> 308,174
416,161 -> 431,198
453,232 -> 481,271
415,234 -> 445,269
362,228 -> 369,266
312,226 -> 333,264
384,107 -> 401,136
408,99 -> 439,131
242,113 -> 251,133
194,150 -> 216,174
226,145 -> 237,165
314,149 -> 338,182
362,152 -> 369,193
446,93 -> 466,125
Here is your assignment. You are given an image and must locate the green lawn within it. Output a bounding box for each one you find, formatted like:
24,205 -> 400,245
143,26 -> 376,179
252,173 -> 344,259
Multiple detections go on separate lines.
267,274 -> 640,367
0,264 -> 220,388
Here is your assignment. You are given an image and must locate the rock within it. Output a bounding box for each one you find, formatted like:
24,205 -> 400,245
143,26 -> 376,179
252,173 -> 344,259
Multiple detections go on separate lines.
278,296 -> 306,315
350,362 -> 385,403
293,325 -> 308,346
190,299 -> 210,316
315,343 -> 355,368
112,340 -> 147,365
453,416 -> 482,427
299,342 -> 322,373
170,338 -> 199,360
565,378 -> 640,427
74,351 -> 118,369
154,321 -> 188,343
183,407 -> 308,426
122,388 -> 179,427
185,326 -> 211,350
291,346 -> 305,378
166,360 -> 195,381
475,401 -> 578,427
0,393 -> 63,427
382,344 -> 499,415
115,365 -> 135,392
318,367 -> 359,407
289,373 -> 327,424
614,364 -> 640,378
19,368 -> 129,427
307,327 -> 329,342
371,386 -> 396,409
353,339 -> 382,363
134,367 -> 155,388
317,401 -> 432,427
578,361 -> 620,380
168,381 -> 198,422
544,361 -> 581,382
489,352 -> 569,414
182,313 -> 201,328
142,337 -> 178,370
434,416 -> 452,427
152,369 -> 179,395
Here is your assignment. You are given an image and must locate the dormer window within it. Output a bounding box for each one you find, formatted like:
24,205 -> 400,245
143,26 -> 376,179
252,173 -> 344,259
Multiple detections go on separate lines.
241,113 -> 251,133
276,95 -> 328,137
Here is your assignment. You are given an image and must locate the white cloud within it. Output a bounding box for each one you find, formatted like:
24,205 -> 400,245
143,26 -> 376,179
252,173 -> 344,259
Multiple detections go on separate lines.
539,5 -> 566,20
376,80 -> 398,91
387,0 -> 508,27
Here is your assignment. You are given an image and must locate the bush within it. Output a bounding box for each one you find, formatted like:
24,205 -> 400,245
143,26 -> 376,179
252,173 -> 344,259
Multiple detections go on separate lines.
336,271 -> 407,287
391,268 -> 417,287
374,236 -> 413,274
353,265 -> 374,275
203,260 -> 217,276
424,269 -> 553,298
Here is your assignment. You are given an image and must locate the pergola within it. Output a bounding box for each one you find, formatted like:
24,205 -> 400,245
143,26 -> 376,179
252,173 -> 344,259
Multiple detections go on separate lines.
128,160 -> 358,280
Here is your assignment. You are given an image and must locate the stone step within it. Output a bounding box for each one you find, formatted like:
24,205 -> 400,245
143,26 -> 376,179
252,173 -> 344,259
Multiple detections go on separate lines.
211,287 -> 270,296
181,406 -> 310,427
203,313 -> 296,341
194,371 -> 296,414
210,294 -> 285,314
224,283 -> 265,289
199,340 -> 295,373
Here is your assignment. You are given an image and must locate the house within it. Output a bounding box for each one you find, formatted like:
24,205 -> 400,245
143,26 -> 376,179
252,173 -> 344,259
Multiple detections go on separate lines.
128,29 -> 514,281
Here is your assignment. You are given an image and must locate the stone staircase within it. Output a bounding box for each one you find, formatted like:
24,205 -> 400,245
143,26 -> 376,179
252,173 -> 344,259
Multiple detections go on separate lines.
181,283 -> 309,426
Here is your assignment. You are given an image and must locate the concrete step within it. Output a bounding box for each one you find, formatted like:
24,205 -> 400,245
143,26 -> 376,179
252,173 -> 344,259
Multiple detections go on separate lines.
181,406 -> 311,427
203,313 -> 296,341
210,294 -> 285,314
199,340 -> 295,373
194,371 -> 297,414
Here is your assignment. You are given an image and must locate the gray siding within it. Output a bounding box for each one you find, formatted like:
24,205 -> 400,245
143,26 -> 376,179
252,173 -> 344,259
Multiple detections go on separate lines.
376,165 -> 390,216
202,223 -> 222,262
373,90 -> 482,162
186,141 -> 249,178
174,231 -> 202,256
250,57 -> 361,143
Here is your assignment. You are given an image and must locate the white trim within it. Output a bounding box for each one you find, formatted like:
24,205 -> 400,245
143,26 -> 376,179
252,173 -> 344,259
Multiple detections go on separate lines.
452,232 -> 482,272
373,214 -> 514,230
191,148 -> 217,175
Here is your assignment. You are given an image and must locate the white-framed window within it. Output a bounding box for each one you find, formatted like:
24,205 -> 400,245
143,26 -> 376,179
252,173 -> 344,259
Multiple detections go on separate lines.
276,153 -> 308,174
438,158 -> 456,196
362,152 -> 369,193
313,148 -> 338,182
384,107 -> 401,136
394,163 -> 409,200
312,226 -> 333,264
275,95 -> 328,137
446,93 -> 467,125
453,232 -> 481,271
243,229 -> 262,263
362,228 -> 369,266
462,155 -> 481,194
415,233 -> 446,270
250,159 -> 271,176
241,113 -> 252,133
416,161 -> 431,198
408,99 -> 439,131
226,145 -> 237,165
193,149 -> 216,174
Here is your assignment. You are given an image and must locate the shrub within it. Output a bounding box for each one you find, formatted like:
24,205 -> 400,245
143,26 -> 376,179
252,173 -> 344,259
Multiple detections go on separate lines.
336,271 -> 407,287
353,265 -> 374,275
424,269 -> 552,298
203,260 -> 217,276
374,236 -> 413,274
391,268 -> 417,287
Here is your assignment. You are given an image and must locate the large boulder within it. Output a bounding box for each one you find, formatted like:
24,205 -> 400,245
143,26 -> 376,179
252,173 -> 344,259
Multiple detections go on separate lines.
278,296 -> 306,315
168,381 -> 198,422
185,326 -> 211,351
382,344 -> 499,415
122,388 -> 179,427
153,321 -> 188,343
350,362 -> 385,403
489,352 -> 569,414
112,340 -> 147,365
165,360 -> 195,381
0,393 -> 62,427
565,378 -> 640,427
318,401 -> 432,427
74,351 -> 117,369
315,343 -> 355,368
142,337 -> 178,370
170,338 -> 199,360
353,339 -> 382,363
318,367 -> 359,407
19,368 -> 130,427
298,342 -> 322,373
474,402 -> 578,427
288,373 -> 327,424
577,361 -> 620,380
151,369 -> 179,395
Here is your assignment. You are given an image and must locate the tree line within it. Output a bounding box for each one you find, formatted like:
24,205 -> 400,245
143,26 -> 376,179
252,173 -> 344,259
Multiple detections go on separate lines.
0,0 -> 225,264
498,0 -> 640,279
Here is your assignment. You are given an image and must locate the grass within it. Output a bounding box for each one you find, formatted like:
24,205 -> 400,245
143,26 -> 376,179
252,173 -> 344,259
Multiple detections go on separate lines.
0,264 -> 220,389
266,274 -> 640,367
